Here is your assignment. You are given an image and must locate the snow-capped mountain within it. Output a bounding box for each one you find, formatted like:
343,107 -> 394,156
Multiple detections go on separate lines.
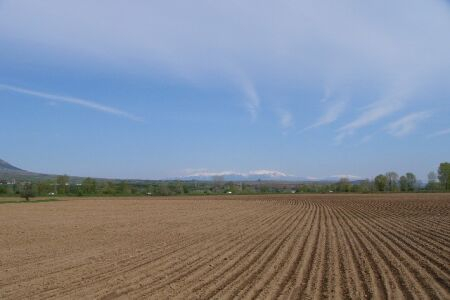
179,170 -> 296,181
178,169 -> 362,182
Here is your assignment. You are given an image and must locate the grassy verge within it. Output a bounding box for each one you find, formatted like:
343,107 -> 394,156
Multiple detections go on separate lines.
0,198 -> 61,205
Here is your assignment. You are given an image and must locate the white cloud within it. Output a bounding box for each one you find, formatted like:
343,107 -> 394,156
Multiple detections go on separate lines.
0,84 -> 143,122
249,170 -> 289,177
329,174 -> 362,180
240,78 -> 260,121
386,111 -> 432,137
303,99 -> 347,131
1,1 -> 450,131
277,109 -> 294,129
336,86 -> 409,142
428,128 -> 450,138
184,169 -> 289,178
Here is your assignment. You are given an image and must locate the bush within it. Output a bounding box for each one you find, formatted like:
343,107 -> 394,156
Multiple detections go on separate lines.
20,183 -> 35,201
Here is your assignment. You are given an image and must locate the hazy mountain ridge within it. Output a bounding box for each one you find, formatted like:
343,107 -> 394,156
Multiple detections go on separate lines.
0,159 -> 24,171
1,158 -> 361,183
0,159 -> 56,182
0,159 -> 159,184
178,170 -> 361,182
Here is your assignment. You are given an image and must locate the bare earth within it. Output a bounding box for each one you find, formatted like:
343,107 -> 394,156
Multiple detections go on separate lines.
0,194 -> 449,299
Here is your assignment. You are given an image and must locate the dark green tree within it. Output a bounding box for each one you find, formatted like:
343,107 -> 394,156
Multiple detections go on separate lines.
20,182 -> 34,201
374,174 -> 387,191
438,162 -> 450,191
385,172 -> 399,192
159,182 -> 170,196
337,178 -> 351,192
56,175 -> 69,195
116,181 -> 131,195
399,175 -> 408,192
358,179 -> 372,193
405,173 -> 417,191
37,181 -> 52,196
82,177 -> 97,194
102,182 -> 115,195
175,181 -> 185,194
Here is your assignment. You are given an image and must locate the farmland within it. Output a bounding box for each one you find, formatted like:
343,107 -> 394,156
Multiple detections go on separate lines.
0,194 -> 449,299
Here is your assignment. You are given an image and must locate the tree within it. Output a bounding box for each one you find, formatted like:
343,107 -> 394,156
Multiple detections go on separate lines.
385,172 -> 399,192
337,178 -> 351,192
146,184 -> 155,195
37,181 -> 52,196
56,175 -> 69,195
159,182 -> 170,196
116,181 -> 131,195
260,185 -> 270,193
405,173 -> 417,191
212,175 -> 224,193
20,182 -> 34,201
82,177 -> 97,194
102,182 -> 115,195
427,171 -> 439,191
183,183 -> 191,194
374,174 -> 387,191
428,171 -> 438,182
0,185 -> 7,194
438,162 -> 450,191
357,179 -> 372,193
175,181 -> 185,194
399,176 -> 408,192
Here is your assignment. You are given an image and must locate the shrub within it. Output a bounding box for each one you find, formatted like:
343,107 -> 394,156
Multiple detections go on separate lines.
20,183 -> 34,201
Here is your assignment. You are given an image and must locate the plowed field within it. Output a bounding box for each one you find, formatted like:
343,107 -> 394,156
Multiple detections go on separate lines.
1,194 -> 449,299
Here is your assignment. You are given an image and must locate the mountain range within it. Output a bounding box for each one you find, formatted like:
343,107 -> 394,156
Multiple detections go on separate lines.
178,170 -> 361,182
0,159 -> 56,182
0,158 -> 362,183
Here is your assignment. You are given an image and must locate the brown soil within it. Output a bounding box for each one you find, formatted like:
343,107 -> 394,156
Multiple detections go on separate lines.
0,194 -> 449,299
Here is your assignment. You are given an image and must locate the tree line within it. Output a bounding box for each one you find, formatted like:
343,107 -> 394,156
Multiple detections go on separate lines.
0,162 -> 449,200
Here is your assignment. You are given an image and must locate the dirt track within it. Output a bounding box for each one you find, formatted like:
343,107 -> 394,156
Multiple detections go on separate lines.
0,194 -> 449,299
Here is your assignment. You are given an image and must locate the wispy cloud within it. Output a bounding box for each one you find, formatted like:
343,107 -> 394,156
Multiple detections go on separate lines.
329,174 -> 362,180
428,128 -> 450,138
336,89 -> 408,142
240,79 -> 260,121
277,109 -> 294,129
303,100 -> 347,132
183,169 -> 290,178
0,84 -> 143,122
386,111 -> 432,137
1,1 -> 450,135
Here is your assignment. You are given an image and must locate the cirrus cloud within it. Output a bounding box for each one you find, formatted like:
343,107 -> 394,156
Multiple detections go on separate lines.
1,0 -> 449,134
386,111 -> 432,137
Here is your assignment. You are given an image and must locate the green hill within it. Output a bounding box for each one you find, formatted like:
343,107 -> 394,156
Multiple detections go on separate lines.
0,159 -> 154,184
0,159 -> 57,182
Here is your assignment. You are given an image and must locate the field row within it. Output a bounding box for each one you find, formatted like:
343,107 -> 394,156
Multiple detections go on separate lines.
0,194 -> 449,299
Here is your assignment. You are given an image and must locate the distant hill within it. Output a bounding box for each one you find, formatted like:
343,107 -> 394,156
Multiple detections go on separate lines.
0,159 -> 24,172
1,158 -> 363,184
0,158 -> 153,184
179,170 -> 304,182
178,170 -> 361,183
0,159 -> 57,182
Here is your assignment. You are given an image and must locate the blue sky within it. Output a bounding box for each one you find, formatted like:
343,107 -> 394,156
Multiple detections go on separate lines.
1,0 -> 450,180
